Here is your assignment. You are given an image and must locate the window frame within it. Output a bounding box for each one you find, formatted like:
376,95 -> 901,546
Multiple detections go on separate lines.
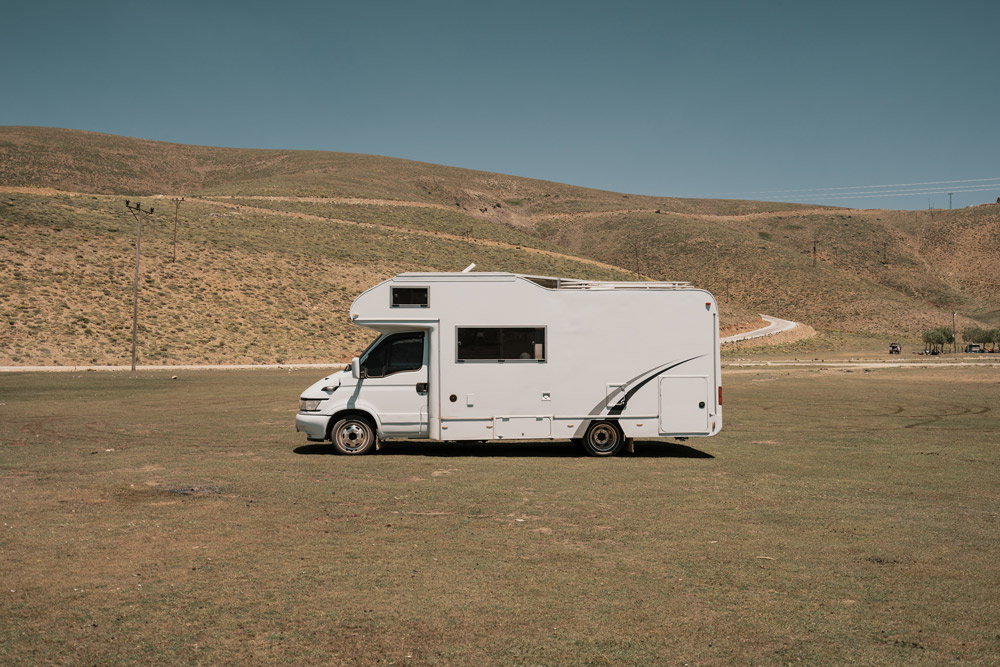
360,332 -> 426,378
455,326 -> 547,363
390,286 -> 430,309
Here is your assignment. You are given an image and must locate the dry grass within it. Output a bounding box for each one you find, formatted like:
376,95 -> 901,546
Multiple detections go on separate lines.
0,193 -> 636,366
533,208 -> 997,337
3,126 -> 998,367
0,127 -> 823,219
1,363 -> 997,664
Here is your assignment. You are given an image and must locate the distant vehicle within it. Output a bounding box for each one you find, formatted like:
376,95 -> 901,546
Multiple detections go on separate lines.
296,271 -> 722,456
888,343 -> 901,354
965,343 -> 981,353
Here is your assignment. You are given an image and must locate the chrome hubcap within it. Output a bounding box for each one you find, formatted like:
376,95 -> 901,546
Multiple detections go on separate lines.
590,424 -> 617,450
338,422 -> 370,451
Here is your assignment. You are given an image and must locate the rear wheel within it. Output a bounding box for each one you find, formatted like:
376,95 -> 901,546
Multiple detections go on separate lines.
330,416 -> 376,455
582,421 -> 623,456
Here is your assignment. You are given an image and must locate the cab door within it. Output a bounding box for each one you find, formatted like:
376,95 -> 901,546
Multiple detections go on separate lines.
359,332 -> 429,436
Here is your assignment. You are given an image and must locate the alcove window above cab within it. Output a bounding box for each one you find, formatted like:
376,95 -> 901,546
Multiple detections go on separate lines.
390,286 -> 429,308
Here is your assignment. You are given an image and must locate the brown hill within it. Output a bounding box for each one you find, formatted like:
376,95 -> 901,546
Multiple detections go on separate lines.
2,127 -> 996,366
0,126 -> 824,221
535,207 -> 999,335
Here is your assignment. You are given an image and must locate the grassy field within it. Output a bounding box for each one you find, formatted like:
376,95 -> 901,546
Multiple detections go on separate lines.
722,330 -> 921,359
2,364 -> 997,664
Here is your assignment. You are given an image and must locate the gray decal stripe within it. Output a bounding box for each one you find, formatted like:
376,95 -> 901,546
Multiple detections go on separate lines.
585,355 -> 705,418
608,355 -> 704,416
584,363 -> 672,418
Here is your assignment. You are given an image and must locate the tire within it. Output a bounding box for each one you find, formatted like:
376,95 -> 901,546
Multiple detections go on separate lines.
582,421 -> 624,457
330,416 -> 376,455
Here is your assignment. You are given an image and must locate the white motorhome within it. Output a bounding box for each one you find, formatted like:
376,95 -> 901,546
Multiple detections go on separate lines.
296,272 -> 722,456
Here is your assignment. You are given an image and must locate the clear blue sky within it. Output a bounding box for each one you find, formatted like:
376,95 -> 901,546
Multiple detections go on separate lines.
3,0 -> 998,210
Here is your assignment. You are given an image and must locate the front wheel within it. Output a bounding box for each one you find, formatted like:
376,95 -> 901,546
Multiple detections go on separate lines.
582,421 -> 624,457
330,416 -> 376,455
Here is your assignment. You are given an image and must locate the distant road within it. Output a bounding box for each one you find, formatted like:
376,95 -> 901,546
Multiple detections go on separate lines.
722,315 -> 800,344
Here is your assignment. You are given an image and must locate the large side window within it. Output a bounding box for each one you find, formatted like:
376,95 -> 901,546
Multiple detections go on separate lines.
391,287 -> 429,308
361,332 -> 425,377
457,327 -> 545,362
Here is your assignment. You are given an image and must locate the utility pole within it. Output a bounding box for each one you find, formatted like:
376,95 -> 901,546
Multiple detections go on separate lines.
125,200 -> 154,376
948,192 -> 953,210
813,239 -> 817,266
952,311 -> 957,354
170,197 -> 183,262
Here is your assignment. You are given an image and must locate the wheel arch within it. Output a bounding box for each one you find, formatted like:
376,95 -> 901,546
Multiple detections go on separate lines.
325,408 -> 381,441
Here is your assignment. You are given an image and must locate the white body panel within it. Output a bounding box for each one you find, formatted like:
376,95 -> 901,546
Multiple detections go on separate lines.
296,272 -> 722,443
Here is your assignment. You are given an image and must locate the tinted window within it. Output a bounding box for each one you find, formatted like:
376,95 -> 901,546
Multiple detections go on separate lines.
457,327 -> 545,361
387,336 -> 423,374
361,332 -> 424,377
391,287 -> 429,308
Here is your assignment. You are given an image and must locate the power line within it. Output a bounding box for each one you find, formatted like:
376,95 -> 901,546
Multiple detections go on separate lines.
788,185 -> 1000,201
791,183 -> 996,199
810,182 -> 998,196
792,184 -> 1000,200
709,176 -> 1000,197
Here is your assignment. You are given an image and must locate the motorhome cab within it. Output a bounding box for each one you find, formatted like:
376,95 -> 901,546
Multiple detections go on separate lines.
296,272 -> 722,456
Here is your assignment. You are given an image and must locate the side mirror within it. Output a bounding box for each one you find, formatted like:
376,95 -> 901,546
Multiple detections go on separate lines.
351,357 -> 361,379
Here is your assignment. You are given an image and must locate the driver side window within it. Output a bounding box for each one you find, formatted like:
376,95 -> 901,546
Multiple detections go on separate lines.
361,333 -> 424,378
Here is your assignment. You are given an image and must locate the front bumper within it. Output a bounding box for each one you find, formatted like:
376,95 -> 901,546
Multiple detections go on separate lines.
296,413 -> 330,441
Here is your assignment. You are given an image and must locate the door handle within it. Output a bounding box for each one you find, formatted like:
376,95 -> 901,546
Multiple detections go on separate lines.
416,382 -> 428,393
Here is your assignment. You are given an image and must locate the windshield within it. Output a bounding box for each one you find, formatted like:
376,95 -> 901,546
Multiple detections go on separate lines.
358,333 -> 386,361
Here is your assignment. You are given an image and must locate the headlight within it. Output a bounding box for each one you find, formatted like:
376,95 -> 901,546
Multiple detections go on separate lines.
299,399 -> 323,412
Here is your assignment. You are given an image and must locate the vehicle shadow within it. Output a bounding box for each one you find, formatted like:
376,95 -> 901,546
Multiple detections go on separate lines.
293,440 -> 714,458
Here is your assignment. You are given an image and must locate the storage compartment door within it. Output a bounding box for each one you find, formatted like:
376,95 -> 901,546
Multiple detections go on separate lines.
658,376 -> 710,434
494,416 -> 552,439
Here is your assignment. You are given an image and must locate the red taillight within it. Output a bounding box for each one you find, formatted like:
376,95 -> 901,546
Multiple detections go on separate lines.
718,386 -> 723,406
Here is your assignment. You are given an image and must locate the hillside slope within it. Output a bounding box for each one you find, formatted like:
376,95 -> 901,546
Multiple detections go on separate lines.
2,127 -> 997,366
0,126 -> 824,222
1,191 -> 645,366
535,207 -> 998,336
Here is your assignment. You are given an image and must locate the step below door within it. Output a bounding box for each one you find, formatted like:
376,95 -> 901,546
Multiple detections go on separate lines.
658,376 -> 710,434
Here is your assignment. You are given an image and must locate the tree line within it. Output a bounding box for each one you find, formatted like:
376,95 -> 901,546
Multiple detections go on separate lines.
921,326 -> 1000,353
961,326 -> 1000,352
